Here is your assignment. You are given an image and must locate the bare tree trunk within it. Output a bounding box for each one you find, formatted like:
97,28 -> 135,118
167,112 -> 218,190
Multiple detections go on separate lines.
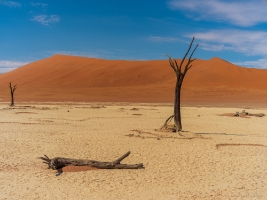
164,37 -> 198,133
9,82 -> 17,106
174,77 -> 183,131
39,151 -> 144,170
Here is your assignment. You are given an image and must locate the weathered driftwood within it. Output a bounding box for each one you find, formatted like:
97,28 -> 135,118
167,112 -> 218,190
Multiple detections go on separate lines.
39,151 -> 144,170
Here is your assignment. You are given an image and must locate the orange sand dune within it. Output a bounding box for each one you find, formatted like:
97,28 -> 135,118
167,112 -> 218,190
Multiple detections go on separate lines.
0,54 -> 266,105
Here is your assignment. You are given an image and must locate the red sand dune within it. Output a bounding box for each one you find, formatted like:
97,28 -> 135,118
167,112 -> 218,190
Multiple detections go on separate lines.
0,54 -> 266,106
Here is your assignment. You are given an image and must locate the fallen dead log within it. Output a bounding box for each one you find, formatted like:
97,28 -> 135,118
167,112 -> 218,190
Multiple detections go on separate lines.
234,110 -> 265,117
39,151 -> 144,170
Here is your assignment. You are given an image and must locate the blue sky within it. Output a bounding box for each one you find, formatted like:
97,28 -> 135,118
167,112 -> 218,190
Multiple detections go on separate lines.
1,0 -> 267,73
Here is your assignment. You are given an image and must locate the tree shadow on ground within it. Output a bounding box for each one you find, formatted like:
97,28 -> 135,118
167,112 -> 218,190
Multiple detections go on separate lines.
195,132 -> 247,137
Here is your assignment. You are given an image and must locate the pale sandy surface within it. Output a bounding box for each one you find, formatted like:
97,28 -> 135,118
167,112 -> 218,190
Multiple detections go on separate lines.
0,103 -> 267,199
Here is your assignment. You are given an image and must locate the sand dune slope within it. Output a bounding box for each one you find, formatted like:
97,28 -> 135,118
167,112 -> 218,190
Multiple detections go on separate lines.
0,55 -> 266,105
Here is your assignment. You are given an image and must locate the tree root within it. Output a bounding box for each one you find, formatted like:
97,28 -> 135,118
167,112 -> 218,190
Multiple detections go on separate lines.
159,115 -> 184,136
160,115 -> 175,131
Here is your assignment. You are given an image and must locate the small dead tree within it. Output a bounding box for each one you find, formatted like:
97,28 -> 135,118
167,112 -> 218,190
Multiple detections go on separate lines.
9,82 -> 17,106
162,37 -> 198,134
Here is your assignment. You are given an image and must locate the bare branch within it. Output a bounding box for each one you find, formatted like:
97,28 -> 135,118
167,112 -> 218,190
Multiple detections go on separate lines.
191,58 -> 197,63
174,59 -> 181,73
113,151 -> 131,164
13,84 -> 17,92
44,155 -> 51,161
180,37 -> 195,72
165,53 -> 177,73
184,64 -> 193,75
189,44 -> 198,62
189,44 -> 199,61
184,44 -> 199,70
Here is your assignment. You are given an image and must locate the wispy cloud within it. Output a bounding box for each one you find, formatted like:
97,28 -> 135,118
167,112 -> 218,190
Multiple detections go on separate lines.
0,60 -> 29,73
48,51 -> 100,58
186,29 -> 267,68
31,15 -> 60,25
0,67 -> 17,73
187,29 -> 267,57
0,60 -> 29,68
234,58 -> 267,69
167,0 -> 267,27
30,2 -> 47,7
47,50 -> 146,60
148,36 -> 182,42
1,0 -> 21,7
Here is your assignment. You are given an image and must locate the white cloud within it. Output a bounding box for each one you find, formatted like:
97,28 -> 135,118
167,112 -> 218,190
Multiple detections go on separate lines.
30,2 -> 47,7
31,15 -> 60,25
0,67 -> 17,73
187,29 -> 267,57
0,60 -> 29,68
185,29 -> 267,68
148,36 -> 183,42
234,58 -> 267,69
199,43 -> 232,52
0,60 -> 29,73
167,0 -> 267,27
1,0 -> 21,7
48,51 -> 100,58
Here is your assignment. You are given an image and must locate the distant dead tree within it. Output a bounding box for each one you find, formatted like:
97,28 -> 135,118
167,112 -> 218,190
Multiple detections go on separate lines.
161,37 -> 198,134
9,82 -> 17,106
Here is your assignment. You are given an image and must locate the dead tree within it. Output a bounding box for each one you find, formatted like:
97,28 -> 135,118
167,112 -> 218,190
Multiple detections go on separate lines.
39,151 -> 144,170
163,37 -> 198,133
9,82 -> 17,106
